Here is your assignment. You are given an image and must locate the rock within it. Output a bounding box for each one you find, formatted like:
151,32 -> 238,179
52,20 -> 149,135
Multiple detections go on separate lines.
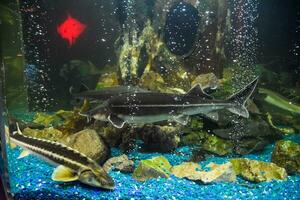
180,130 -> 206,146
234,138 -> 269,155
139,71 -> 165,92
139,71 -> 187,94
33,112 -> 63,127
119,127 -> 136,153
191,73 -> 219,90
61,129 -> 110,165
171,162 -> 202,178
211,115 -> 283,155
57,100 -> 90,135
213,116 -> 278,140
96,123 -> 122,147
202,135 -> 233,156
132,156 -> 172,182
188,118 -> 204,130
23,127 -> 64,141
103,154 -> 134,173
137,125 -> 180,152
96,72 -> 119,89
230,158 -> 287,182
171,162 -> 236,184
189,149 -> 207,162
271,140 -> 300,174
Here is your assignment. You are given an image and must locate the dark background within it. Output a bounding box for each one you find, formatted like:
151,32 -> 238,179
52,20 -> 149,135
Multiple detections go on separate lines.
257,0 -> 300,73
20,0 -> 121,110
17,0 -> 300,111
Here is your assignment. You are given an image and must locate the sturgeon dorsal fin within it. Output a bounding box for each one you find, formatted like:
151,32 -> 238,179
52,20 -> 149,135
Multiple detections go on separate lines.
186,84 -> 213,99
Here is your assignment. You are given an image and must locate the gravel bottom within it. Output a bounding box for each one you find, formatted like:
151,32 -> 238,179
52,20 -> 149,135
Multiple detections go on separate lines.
6,134 -> 300,200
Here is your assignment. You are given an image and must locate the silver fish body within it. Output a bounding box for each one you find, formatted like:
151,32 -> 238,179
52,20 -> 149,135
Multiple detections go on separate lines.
82,78 -> 259,128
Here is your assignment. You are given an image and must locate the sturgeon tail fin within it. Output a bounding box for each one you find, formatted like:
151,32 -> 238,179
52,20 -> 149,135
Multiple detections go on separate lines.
227,77 -> 259,118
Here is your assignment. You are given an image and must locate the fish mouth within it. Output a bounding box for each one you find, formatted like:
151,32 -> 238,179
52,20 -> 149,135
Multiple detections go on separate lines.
99,177 -> 115,190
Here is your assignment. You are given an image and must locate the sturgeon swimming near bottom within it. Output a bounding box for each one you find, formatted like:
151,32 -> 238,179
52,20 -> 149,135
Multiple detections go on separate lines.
8,124 -> 115,190
81,77 -> 259,129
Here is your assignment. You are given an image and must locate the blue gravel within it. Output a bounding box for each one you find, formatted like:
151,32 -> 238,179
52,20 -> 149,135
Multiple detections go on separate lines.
6,134 -> 300,200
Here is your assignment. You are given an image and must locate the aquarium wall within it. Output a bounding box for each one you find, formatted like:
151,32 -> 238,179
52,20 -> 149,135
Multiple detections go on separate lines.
0,0 -> 300,199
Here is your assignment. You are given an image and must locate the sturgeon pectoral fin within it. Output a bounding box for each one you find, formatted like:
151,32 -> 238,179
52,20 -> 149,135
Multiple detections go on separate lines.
174,115 -> 189,125
186,84 -> 213,99
228,106 -> 249,118
52,165 -> 78,182
108,115 -> 126,128
206,112 -> 219,121
17,150 -> 30,159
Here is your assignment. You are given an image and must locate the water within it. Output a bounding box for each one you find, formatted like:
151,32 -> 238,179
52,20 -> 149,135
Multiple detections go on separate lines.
1,0 -> 300,199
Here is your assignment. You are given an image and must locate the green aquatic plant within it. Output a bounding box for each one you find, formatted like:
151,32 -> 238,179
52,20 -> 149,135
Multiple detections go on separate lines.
0,4 -> 17,25
259,88 -> 300,115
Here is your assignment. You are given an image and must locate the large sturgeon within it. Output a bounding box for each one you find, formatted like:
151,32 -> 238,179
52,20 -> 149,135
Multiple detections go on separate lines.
8,124 -> 115,189
81,78 -> 259,128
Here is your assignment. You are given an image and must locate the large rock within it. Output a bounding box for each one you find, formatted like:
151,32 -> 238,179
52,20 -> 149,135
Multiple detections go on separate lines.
230,158 -> 287,182
271,140 -> 300,174
171,162 -> 236,184
132,156 -> 172,182
202,135 -> 233,156
61,129 -> 110,165
171,162 -> 202,178
96,123 -> 123,147
103,154 -> 134,173
137,125 -> 180,152
191,73 -> 218,90
96,72 -> 119,89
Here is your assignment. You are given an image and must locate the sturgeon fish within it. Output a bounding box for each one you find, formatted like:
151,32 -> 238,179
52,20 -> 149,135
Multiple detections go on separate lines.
8,124 -> 115,189
71,85 -> 149,102
81,78 -> 259,128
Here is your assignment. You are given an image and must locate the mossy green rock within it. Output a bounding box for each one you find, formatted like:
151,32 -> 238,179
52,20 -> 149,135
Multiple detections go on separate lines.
23,127 -> 64,141
33,112 -> 62,127
230,158 -> 287,182
202,135 -> 233,156
271,140 -> 300,174
180,130 -> 206,146
133,156 -> 172,182
33,110 -> 74,127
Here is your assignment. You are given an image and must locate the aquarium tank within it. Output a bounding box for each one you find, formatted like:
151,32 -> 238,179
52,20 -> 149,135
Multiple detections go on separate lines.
1,0 -> 300,199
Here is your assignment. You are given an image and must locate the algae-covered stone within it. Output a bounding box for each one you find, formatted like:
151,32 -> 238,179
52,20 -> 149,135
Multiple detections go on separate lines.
61,129 -> 110,165
191,73 -> 218,90
33,112 -> 62,127
171,162 -> 236,184
57,101 -> 90,135
230,158 -> 287,182
137,125 -> 180,152
132,156 -> 172,182
33,110 -> 75,127
202,135 -> 233,156
180,129 -> 207,146
271,140 -> 300,174
103,154 -> 134,173
23,127 -> 64,141
96,72 -> 119,89
97,123 -> 123,147
188,118 -> 204,130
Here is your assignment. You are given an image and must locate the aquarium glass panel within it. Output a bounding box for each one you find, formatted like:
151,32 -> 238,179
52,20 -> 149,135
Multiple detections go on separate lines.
0,0 -> 300,199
